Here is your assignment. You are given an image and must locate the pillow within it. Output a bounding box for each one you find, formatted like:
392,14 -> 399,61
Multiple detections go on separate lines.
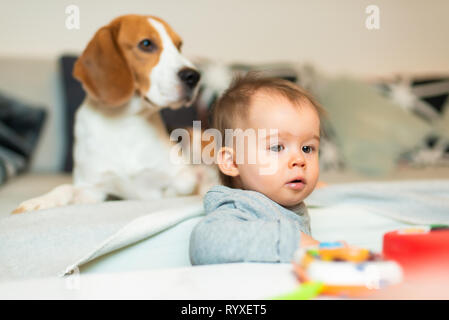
315,77 -> 433,175
399,134 -> 449,168
374,75 -> 449,168
374,75 -> 449,123
0,92 -> 47,184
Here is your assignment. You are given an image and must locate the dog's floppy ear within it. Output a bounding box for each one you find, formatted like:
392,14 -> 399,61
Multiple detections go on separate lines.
73,23 -> 135,108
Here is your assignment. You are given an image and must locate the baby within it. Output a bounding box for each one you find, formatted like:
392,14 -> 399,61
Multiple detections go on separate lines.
189,73 -> 325,265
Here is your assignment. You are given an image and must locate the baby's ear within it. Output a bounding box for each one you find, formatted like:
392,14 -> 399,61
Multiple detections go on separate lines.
216,147 -> 239,178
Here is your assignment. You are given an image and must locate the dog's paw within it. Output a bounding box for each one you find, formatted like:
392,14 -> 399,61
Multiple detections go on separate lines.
12,197 -> 59,214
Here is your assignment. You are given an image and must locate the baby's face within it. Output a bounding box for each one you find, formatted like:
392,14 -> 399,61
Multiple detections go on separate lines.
233,91 -> 320,207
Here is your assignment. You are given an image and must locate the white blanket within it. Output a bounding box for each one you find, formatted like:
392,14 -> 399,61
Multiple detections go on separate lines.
0,196 -> 203,281
1,180 -> 448,282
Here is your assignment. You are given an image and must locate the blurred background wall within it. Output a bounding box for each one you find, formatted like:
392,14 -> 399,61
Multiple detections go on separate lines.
1,0 -> 448,77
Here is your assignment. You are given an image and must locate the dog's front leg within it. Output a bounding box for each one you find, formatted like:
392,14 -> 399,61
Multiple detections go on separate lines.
163,166 -> 199,197
12,184 -> 107,214
163,165 -> 219,197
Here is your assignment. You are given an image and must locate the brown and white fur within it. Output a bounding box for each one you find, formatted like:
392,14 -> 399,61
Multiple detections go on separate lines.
13,15 -> 214,213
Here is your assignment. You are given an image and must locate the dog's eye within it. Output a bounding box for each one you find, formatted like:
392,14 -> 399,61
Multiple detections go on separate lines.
138,39 -> 157,53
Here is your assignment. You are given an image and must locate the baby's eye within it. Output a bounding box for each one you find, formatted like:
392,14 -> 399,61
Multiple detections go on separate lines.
269,144 -> 285,152
302,145 -> 314,153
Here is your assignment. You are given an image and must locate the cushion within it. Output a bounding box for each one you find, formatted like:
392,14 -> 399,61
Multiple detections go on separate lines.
0,92 -> 47,185
315,77 -> 433,175
375,75 -> 449,168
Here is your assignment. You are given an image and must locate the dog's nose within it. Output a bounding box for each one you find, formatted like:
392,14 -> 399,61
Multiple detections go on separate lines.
178,68 -> 200,89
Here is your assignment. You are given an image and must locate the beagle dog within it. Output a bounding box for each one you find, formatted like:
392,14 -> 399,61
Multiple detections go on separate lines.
13,14 -> 213,213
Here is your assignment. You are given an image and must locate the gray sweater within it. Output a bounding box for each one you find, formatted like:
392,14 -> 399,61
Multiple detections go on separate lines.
189,185 -> 311,265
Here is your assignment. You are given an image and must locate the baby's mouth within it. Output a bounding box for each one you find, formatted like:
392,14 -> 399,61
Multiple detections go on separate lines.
285,178 -> 306,190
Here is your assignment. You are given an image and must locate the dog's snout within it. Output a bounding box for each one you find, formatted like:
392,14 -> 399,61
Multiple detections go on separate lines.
178,68 -> 200,89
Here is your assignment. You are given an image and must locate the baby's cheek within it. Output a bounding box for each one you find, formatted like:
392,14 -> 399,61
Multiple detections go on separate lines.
258,151 -> 283,174
259,172 -> 284,196
238,164 -> 262,189
244,165 -> 276,193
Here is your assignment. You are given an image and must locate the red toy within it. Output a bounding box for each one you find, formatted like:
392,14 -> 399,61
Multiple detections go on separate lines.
383,225 -> 449,278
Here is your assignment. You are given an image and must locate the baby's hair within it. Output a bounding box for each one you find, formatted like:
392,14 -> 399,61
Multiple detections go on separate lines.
211,72 -> 326,187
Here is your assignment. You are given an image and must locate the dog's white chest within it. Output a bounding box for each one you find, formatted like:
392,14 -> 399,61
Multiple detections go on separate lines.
73,103 -> 176,186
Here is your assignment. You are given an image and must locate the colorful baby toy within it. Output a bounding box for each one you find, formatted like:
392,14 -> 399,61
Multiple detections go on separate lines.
292,242 -> 403,297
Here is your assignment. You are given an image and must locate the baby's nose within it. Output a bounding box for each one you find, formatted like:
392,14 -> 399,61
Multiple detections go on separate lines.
288,152 -> 306,168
